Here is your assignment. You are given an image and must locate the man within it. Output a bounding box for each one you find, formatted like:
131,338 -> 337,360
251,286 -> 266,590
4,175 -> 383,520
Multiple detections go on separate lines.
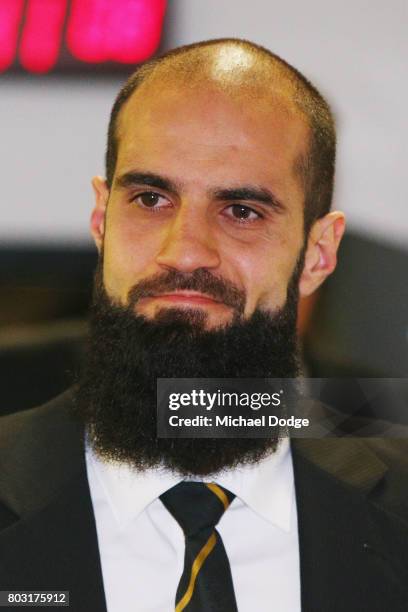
1,39 -> 407,612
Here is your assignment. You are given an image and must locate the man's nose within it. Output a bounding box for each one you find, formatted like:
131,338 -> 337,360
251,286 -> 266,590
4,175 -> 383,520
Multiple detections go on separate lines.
155,208 -> 221,273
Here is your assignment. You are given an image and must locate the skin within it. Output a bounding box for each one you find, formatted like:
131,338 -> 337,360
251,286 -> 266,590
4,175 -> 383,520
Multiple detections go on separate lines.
90,76 -> 345,330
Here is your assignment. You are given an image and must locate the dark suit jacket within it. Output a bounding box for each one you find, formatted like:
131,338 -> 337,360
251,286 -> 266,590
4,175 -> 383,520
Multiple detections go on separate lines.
1,390 -> 408,611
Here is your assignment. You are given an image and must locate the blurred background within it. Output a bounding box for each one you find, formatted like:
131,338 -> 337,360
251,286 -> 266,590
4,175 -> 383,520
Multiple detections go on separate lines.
1,0 -> 407,416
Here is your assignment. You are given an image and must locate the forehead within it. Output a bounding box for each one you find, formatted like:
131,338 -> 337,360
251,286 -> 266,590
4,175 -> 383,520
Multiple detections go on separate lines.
115,80 -> 309,196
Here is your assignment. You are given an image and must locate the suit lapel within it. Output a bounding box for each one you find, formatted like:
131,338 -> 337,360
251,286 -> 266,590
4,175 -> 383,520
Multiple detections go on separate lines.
292,438 -> 408,612
0,392 -> 107,612
0,469 -> 107,612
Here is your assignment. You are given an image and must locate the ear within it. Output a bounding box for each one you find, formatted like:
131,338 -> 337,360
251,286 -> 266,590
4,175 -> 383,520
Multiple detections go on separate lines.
90,176 -> 109,252
298,211 -> 346,297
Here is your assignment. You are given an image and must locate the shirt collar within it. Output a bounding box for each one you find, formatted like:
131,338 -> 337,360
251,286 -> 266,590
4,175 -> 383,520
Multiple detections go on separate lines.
86,437 -> 294,533
209,438 -> 294,532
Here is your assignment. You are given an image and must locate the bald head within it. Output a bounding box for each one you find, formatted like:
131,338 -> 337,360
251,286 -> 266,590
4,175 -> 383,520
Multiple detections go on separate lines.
105,38 -> 335,233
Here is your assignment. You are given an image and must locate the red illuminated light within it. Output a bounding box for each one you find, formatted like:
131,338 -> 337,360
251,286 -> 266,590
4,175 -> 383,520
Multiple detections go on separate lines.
0,0 -> 24,72
0,0 -> 167,74
20,0 -> 67,73
67,0 -> 167,64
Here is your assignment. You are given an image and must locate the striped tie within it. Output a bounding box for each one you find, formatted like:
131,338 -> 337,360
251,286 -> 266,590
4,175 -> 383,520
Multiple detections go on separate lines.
160,481 -> 238,612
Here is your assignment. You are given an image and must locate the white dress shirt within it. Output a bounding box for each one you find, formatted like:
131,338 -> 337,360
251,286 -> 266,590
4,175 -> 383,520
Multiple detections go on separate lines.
85,438 -> 301,612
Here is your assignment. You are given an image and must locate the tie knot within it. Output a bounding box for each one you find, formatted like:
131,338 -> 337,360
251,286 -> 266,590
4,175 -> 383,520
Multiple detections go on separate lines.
160,482 -> 235,537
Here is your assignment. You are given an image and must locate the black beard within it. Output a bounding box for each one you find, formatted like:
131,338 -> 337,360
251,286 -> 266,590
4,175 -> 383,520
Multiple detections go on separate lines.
73,261 -> 303,476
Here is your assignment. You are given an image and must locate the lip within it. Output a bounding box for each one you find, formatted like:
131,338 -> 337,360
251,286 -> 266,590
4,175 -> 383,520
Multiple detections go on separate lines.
149,292 -> 222,305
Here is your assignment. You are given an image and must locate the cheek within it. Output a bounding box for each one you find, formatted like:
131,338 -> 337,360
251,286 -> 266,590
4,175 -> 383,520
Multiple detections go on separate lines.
228,233 -> 300,313
101,206 -> 162,302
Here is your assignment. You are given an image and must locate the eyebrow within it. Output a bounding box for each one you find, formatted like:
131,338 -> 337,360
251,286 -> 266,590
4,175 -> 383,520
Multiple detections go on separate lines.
115,172 -> 180,196
212,187 -> 285,212
115,171 -> 285,212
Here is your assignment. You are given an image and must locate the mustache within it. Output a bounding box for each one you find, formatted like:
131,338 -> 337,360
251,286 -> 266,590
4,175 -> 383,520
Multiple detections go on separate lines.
127,269 -> 246,314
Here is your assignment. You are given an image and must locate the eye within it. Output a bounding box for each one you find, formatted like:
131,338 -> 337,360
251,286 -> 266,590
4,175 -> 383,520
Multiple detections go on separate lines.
223,204 -> 262,223
132,191 -> 171,209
